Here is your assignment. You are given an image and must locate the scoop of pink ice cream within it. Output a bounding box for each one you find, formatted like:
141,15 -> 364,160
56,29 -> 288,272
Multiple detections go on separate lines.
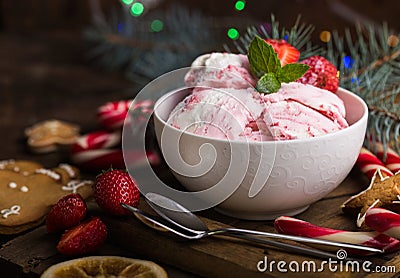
260,82 -> 348,140
184,53 -> 257,89
168,87 -> 264,140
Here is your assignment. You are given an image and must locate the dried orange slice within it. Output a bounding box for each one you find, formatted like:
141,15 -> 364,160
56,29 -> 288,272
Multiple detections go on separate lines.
41,256 -> 168,278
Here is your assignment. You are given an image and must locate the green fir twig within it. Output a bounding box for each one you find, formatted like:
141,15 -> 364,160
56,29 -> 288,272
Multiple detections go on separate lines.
84,4 -> 217,82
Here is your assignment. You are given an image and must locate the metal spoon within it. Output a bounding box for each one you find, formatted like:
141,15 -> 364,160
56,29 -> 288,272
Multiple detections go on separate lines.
144,192 -> 384,254
121,203 -> 346,259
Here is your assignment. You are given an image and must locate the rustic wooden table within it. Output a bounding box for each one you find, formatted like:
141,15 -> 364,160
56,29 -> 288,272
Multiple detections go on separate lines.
0,31 -> 399,277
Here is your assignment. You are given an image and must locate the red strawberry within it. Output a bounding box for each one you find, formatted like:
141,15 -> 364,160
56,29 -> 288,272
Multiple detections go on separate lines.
265,39 -> 300,66
297,56 -> 339,93
46,194 -> 87,233
57,217 -> 107,256
93,169 -> 140,216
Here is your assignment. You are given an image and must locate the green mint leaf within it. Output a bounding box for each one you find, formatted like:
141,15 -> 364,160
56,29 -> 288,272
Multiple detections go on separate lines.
248,36 -> 281,78
256,73 -> 281,94
278,63 -> 310,83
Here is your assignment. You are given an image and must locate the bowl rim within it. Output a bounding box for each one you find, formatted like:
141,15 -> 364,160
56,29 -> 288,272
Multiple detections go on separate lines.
153,86 -> 368,145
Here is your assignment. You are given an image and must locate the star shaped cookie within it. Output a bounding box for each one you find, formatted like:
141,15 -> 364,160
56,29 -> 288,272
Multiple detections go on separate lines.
341,168 -> 400,229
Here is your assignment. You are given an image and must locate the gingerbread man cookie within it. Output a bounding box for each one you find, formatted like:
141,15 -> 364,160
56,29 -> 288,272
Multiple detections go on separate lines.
0,159 -> 42,175
25,119 -> 80,153
0,160 -> 92,234
341,168 -> 400,229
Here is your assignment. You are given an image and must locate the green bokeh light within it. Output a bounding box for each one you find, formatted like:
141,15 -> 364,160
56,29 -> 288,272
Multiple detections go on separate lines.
130,2 -> 144,17
235,0 -> 246,11
121,0 -> 134,5
151,19 -> 164,32
227,28 -> 239,40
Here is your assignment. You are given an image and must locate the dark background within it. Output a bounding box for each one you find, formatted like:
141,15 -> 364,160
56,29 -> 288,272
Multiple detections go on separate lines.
1,0 -> 399,33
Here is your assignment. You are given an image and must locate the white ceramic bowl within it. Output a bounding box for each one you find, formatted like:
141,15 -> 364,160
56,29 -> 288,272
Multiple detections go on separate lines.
153,87 -> 368,220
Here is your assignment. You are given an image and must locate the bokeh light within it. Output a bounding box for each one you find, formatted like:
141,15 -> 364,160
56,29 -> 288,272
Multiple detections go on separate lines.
387,35 -> 399,47
235,0 -> 246,11
351,77 -> 360,84
121,0 -> 134,5
319,31 -> 331,43
117,22 -> 124,33
343,56 -> 354,69
151,19 -> 164,32
227,28 -> 239,40
130,2 -> 144,17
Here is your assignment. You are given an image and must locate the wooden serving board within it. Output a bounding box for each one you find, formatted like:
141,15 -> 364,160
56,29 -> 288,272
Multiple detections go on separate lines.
1,169 -> 399,277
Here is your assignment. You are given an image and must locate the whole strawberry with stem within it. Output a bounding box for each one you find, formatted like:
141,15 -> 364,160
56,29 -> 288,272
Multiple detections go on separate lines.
46,193 -> 87,233
57,217 -> 107,256
94,169 -> 140,216
296,56 -> 339,93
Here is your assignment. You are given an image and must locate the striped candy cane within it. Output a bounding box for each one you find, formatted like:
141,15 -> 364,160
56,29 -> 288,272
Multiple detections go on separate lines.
72,98 -> 158,171
374,142 -> 400,174
97,100 -> 133,130
365,208 -> 400,240
71,130 -> 123,170
355,147 -> 393,180
274,216 -> 400,255
97,99 -> 153,130
71,130 -> 159,171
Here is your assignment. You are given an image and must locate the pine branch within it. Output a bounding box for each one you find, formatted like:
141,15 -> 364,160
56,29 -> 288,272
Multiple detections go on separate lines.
103,33 -> 192,51
327,22 -> 400,156
224,14 -> 325,58
83,4 -> 217,82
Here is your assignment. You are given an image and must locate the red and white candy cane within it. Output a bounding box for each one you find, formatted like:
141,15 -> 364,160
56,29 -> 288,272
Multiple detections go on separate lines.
374,142 -> 400,174
365,208 -> 400,240
71,130 -> 123,170
355,147 -> 393,180
71,130 -> 159,171
97,99 -> 133,130
274,216 -> 400,255
97,99 -> 153,130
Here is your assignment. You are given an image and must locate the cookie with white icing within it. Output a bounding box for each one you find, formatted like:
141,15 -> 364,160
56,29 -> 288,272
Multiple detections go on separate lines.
0,160 -> 92,234
0,159 -> 42,175
341,168 -> 400,229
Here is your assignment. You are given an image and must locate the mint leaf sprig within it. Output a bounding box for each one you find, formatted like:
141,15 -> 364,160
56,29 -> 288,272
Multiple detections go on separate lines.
248,36 -> 310,94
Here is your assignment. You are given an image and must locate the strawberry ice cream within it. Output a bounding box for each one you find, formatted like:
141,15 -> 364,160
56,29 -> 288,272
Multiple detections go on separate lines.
167,53 -> 348,141
184,53 -> 257,89
263,82 -> 348,140
168,87 -> 266,141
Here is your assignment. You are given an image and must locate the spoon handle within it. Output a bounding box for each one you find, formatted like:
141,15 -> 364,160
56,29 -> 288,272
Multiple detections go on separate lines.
209,228 -> 383,254
225,233 -> 339,260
